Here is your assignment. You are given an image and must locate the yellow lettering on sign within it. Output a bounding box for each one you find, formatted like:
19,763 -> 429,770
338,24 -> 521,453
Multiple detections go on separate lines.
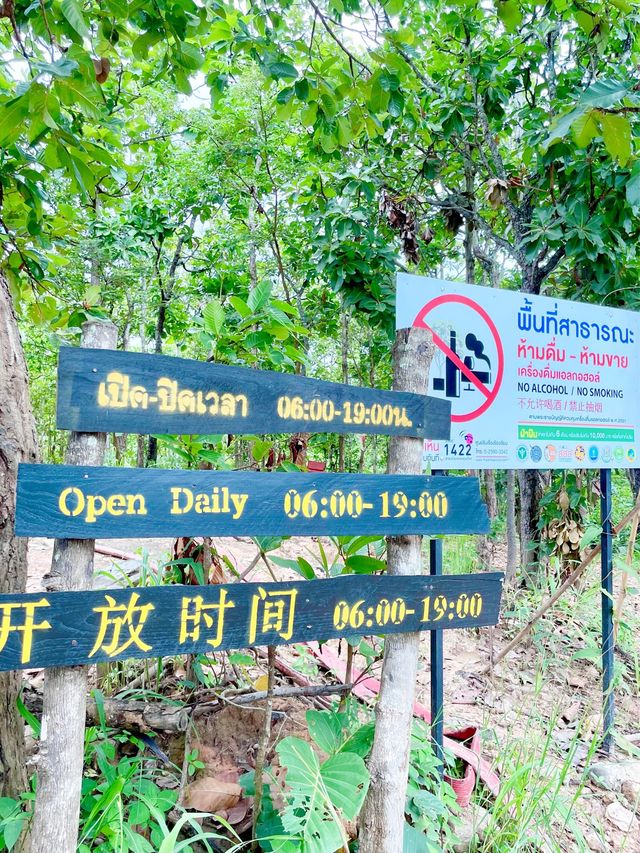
58,487 -> 147,523
90,592 -> 154,658
0,599 -> 51,664
178,591 -> 235,649
248,587 -> 298,644
170,487 -> 248,519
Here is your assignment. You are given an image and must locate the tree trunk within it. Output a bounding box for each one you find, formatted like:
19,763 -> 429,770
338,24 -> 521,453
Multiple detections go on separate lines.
338,309 -> 349,472
625,469 -> 640,499
31,320 -> 117,853
506,469 -> 518,579
358,327 -> 434,853
484,470 -> 498,519
517,468 -> 543,574
0,271 -> 38,798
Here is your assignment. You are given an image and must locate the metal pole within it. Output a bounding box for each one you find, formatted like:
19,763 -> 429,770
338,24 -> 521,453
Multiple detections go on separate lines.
429,536 -> 444,773
600,467 -> 615,754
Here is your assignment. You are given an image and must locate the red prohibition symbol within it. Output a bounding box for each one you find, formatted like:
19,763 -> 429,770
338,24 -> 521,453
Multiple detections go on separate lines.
414,294 -> 504,424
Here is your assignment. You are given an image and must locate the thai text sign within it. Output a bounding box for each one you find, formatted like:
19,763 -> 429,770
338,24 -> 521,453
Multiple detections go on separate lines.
56,348 -> 451,439
396,274 -> 640,469
15,466 -> 489,538
0,574 -> 504,671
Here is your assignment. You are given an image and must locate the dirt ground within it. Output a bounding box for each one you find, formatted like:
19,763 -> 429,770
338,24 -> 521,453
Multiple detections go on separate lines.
26,536 -> 640,852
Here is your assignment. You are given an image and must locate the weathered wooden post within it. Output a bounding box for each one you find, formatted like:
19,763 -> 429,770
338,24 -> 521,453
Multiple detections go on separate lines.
358,326 -> 434,853
31,319 -> 117,853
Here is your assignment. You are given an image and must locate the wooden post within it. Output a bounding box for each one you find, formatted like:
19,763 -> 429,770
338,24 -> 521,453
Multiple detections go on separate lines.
31,319 -> 117,853
358,327 -> 434,853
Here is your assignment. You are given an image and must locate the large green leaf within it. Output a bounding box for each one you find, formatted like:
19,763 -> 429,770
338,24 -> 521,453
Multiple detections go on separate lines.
306,711 -> 343,755
496,0 -> 523,33
61,0 -> 90,38
600,113 -> 632,164
203,299 -> 225,335
276,736 -> 369,853
579,79 -> 631,109
0,95 -> 29,146
247,279 -> 272,313
571,110 -> 600,147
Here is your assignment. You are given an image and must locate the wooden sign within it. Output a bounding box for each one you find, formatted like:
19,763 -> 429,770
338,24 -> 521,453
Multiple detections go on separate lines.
15,466 -> 489,539
55,348 -> 451,439
0,573 -> 504,671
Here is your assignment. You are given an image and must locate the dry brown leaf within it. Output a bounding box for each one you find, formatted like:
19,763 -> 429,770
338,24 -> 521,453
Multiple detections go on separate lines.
185,777 -> 241,813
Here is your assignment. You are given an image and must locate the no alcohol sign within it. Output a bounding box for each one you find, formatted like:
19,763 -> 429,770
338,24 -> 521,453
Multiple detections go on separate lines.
413,293 -> 504,424
396,273 -> 640,470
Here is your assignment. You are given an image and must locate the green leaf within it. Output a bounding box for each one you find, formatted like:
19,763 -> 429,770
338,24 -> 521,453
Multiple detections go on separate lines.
544,106 -> 585,148
320,752 -> 369,820
572,645 -> 601,662
203,299 -> 225,335
0,95 -> 29,146
571,110 -> 599,147
229,295 -> 252,318
84,284 -> 101,306
626,161 -> 640,207
277,737 -> 368,853
580,79 -> 631,109
338,722 -> 375,759
56,76 -> 103,120
248,279 -> 272,312
177,41 -> 204,71
34,57 -> 79,78
336,116 -> 353,147
251,438 -> 272,462
61,0 -> 90,38
270,61 -> 298,80
496,0 -> 522,32
344,554 -> 386,574
16,691 -> 41,736
403,822 -> 430,853
601,112 -> 632,164
4,815 -> 24,851
270,555 -> 316,580
610,0 -> 633,14
306,711 -> 343,755
295,78 -> 310,101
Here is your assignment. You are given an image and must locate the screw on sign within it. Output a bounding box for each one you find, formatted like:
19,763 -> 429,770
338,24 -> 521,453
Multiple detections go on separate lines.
413,294 -> 504,424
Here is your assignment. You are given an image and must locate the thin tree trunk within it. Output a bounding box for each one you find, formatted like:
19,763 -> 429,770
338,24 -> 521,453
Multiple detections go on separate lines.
358,327 -> 434,853
338,310 -> 349,472
0,271 -> 38,799
31,319 -> 117,853
506,469 -> 518,579
484,470 -> 497,519
146,221 -> 192,466
518,468 -> 542,574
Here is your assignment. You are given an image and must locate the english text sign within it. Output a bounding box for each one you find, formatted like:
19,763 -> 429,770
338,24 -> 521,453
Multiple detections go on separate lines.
56,348 -> 451,439
15,466 -> 489,539
0,573 -> 503,671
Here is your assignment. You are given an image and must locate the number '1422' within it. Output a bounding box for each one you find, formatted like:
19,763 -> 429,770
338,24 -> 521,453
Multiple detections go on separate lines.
444,443 -> 471,456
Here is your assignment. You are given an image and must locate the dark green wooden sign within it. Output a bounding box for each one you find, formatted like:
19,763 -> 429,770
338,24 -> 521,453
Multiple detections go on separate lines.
15,466 -> 489,539
55,348 -> 451,439
0,573 -> 503,671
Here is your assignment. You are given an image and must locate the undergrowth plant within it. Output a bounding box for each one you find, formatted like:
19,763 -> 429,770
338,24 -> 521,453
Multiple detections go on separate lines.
245,706 -> 373,853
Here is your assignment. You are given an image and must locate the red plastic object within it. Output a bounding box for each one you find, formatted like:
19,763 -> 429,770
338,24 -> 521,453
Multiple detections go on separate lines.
307,460 -> 326,472
443,726 -> 480,808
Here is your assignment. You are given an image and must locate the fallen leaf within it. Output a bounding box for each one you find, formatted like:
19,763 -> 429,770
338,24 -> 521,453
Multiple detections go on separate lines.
185,777 -> 241,813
